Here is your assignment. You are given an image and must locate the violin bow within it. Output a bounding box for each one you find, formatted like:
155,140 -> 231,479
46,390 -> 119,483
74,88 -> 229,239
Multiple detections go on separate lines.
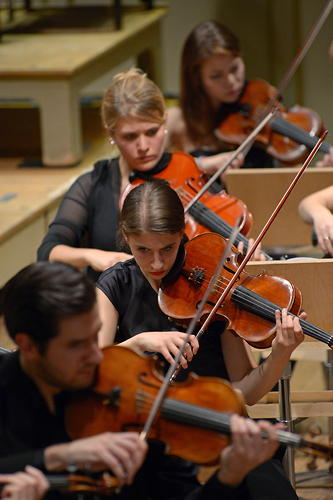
253,0 -> 333,148
195,131 -> 327,340
185,110 -> 277,212
266,0 -> 333,111
140,216 -> 242,440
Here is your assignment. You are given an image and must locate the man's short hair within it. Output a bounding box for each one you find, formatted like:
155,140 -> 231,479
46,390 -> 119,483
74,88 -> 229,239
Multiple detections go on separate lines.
0,262 -> 96,352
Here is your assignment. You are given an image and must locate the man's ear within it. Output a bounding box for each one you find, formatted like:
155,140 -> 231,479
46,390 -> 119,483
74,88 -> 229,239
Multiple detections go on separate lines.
15,333 -> 40,360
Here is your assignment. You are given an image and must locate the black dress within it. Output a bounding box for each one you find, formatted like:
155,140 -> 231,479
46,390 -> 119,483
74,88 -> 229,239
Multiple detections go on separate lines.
96,260 -> 299,500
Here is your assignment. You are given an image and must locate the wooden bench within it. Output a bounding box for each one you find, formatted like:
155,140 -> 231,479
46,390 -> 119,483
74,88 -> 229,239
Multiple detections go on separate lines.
0,6 -> 167,166
226,167 -> 333,250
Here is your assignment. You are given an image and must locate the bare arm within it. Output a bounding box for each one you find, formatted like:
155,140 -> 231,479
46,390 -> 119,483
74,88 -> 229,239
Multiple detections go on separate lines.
223,309 -> 304,405
97,288 -> 120,347
97,288 -> 199,368
299,184 -> 333,255
49,246 -> 131,273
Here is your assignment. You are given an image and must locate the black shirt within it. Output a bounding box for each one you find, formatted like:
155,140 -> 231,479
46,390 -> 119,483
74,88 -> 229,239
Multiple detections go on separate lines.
96,258 -> 230,380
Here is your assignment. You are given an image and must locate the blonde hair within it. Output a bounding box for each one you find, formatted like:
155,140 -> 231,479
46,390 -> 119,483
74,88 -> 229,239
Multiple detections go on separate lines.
102,68 -> 166,132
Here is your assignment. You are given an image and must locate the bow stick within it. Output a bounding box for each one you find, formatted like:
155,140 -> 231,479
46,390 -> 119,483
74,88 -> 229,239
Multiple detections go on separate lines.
248,1 -> 333,150
185,110 -> 277,212
266,0 -> 333,111
140,216 -> 242,440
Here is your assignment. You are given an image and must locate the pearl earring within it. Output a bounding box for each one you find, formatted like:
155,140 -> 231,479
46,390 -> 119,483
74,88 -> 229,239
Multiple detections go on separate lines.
164,129 -> 168,135
110,140 -> 115,145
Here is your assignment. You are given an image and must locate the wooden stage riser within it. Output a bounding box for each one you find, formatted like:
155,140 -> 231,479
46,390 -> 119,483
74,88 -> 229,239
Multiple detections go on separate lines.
0,8 -> 167,166
248,402 -> 333,419
0,203 -> 59,288
226,167 -> 333,248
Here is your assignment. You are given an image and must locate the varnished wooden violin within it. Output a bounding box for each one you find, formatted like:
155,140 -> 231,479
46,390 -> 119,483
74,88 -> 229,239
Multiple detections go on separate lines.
65,346 -> 333,465
215,79 -> 331,165
120,151 -> 271,259
159,233 -> 333,349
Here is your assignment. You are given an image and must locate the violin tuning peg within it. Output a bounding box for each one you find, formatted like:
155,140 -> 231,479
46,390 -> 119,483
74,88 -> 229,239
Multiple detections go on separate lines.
66,461 -> 79,473
306,456 -> 318,472
307,422 -> 322,437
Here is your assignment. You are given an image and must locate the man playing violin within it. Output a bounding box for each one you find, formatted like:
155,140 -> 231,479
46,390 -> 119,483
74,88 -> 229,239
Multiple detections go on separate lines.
0,261 -> 298,499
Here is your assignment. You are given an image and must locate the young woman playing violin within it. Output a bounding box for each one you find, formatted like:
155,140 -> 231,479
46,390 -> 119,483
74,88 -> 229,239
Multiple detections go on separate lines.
37,68 -> 264,281
165,21 -> 333,181
96,180 -> 302,499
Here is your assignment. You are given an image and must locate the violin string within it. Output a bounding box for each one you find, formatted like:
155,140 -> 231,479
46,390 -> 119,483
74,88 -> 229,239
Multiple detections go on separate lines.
96,384 -> 333,458
182,265 -> 333,345
176,186 -> 242,236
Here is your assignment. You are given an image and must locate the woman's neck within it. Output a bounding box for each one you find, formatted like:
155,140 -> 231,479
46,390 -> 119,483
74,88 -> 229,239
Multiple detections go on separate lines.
141,270 -> 160,293
118,156 -> 134,192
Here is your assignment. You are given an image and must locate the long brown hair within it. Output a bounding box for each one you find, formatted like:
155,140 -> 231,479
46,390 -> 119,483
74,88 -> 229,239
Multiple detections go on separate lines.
180,21 -> 241,146
118,181 -> 186,250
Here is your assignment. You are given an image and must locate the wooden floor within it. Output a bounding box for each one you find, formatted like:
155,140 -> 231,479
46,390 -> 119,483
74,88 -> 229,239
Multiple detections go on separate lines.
1,104 -> 333,498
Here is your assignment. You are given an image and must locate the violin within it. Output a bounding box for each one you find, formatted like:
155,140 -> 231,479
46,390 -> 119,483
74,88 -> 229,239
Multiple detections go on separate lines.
120,151 -> 272,259
215,79 -> 331,165
0,472 -> 117,497
46,472 -> 117,496
65,346 -> 333,465
158,232 -> 333,349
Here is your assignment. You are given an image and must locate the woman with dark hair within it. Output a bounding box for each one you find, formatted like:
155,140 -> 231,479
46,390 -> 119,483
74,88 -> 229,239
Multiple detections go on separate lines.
97,181 -> 304,403
96,180 -> 303,499
165,21 -> 333,180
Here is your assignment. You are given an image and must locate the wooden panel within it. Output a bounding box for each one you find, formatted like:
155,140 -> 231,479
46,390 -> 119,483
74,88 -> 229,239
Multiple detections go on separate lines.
246,259 -> 333,336
0,217 -> 44,287
226,167 -> 333,248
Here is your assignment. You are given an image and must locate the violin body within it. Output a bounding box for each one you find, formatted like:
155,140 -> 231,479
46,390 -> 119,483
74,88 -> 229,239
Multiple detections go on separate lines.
120,151 -> 253,239
66,345 -> 246,465
65,346 -> 333,467
159,232 -> 302,348
159,233 -> 333,349
215,79 -> 326,165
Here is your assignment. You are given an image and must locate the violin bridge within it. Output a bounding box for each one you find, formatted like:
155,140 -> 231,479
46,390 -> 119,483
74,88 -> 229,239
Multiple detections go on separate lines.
135,389 -> 146,414
189,266 -> 205,286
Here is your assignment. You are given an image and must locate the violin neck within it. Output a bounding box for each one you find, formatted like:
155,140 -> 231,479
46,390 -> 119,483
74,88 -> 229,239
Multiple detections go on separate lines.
188,201 -> 272,261
270,116 -> 331,154
162,398 -> 333,460
231,285 -> 333,347
45,475 -> 71,490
